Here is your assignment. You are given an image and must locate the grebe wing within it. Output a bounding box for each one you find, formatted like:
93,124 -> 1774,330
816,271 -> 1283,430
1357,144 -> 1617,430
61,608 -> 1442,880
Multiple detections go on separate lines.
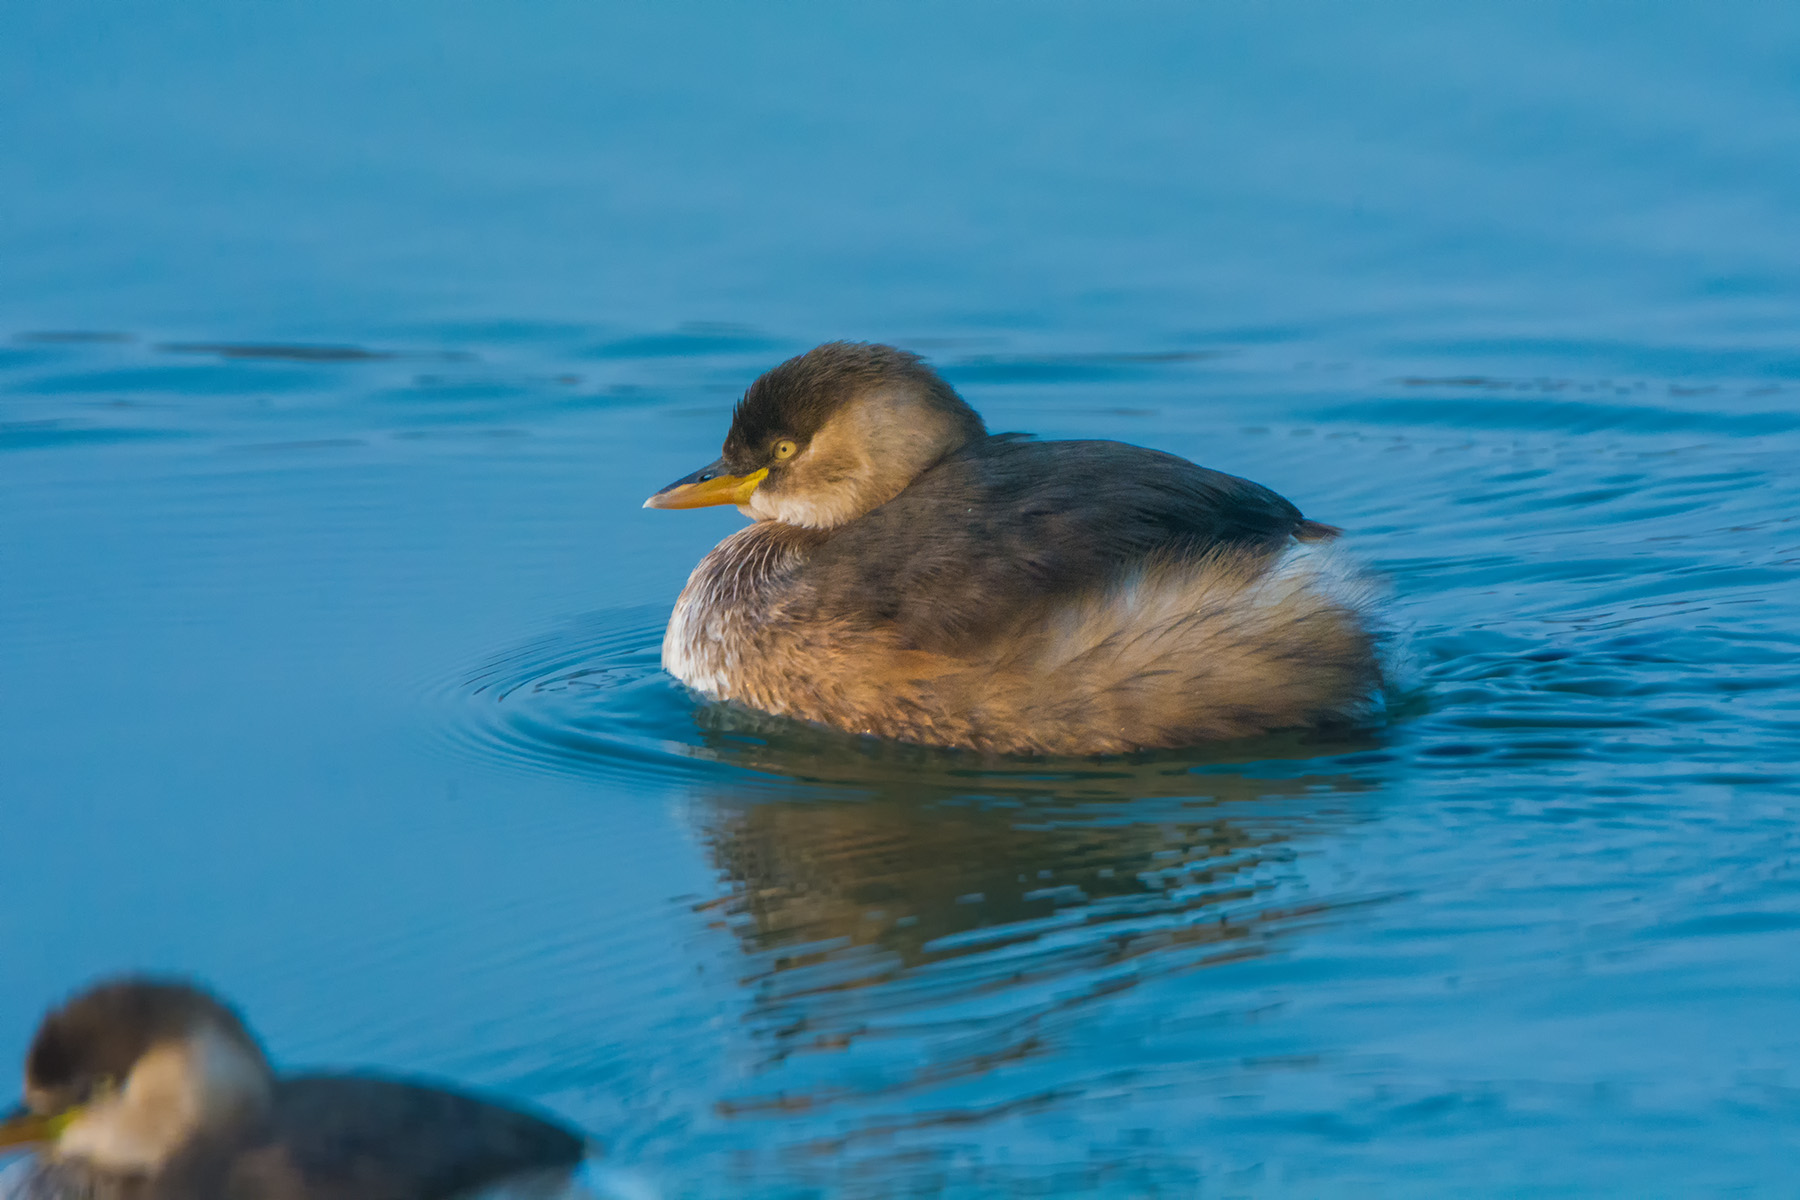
223,1075 -> 585,1200
805,437 -> 1314,651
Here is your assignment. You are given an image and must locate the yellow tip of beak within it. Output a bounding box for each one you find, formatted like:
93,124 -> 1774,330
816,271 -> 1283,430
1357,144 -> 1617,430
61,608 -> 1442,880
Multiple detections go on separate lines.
644,465 -> 769,510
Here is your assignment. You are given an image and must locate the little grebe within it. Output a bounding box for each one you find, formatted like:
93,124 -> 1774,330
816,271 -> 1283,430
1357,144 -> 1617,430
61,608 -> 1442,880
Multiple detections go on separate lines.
0,977 -> 591,1199
646,342 -> 1379,755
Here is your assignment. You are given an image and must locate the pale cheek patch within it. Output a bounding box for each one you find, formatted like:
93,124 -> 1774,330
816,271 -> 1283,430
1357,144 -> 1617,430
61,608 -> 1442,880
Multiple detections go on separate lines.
744,487 -> 861,530
55,1048 -> 199,1172
739,389 -> 971,530
52,1026 -> 270,1174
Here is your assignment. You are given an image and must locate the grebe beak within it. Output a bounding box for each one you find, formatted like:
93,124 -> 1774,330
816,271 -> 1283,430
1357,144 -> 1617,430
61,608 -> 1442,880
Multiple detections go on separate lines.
644,459 -> 769,510
0,1102 -> 75,1149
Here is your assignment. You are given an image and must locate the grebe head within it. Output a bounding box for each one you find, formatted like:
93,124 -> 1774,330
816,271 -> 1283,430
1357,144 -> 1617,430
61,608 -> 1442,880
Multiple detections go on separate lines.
645,341 -> 986,529
0,977 -> 273,1173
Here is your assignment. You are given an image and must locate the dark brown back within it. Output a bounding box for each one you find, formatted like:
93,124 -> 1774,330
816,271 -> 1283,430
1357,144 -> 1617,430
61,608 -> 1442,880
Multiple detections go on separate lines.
798,435 -> 1312,650
218,1075 -> 585,1200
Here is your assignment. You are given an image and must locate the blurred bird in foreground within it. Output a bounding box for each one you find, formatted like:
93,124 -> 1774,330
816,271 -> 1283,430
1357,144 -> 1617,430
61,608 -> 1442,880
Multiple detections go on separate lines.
0,976 -> 601,1200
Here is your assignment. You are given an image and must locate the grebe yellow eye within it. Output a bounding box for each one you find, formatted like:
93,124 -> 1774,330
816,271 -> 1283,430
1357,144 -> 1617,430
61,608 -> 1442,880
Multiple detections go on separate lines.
773,439 -> 798,460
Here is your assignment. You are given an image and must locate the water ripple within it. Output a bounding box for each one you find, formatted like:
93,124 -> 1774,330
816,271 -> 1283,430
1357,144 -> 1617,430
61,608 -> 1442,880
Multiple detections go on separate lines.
440,606 -> 1395,800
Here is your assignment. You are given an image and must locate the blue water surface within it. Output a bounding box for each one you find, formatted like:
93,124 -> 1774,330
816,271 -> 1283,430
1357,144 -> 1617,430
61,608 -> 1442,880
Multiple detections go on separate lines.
3,3 -> 1800,1196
